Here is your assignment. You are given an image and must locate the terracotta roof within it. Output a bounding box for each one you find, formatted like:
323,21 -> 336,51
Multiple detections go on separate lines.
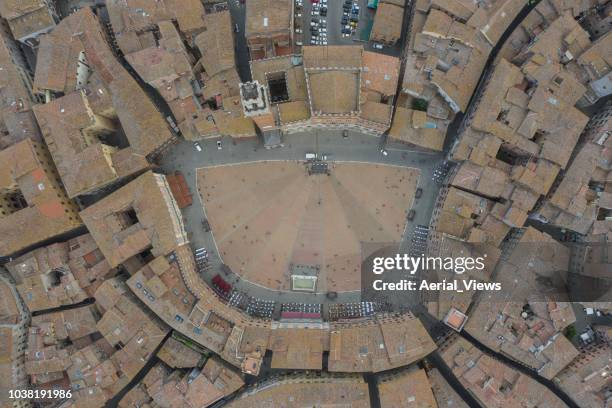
0,0 -> 55,41
195,11 -> 236,77
370,2 -> 404,44
269,328 -> 326,370
0,27 -> 41,149
245,0 -> 292,37
278,100 -> 310,123
329,314 -> 436,372
227,375 -> 370,407
0,139 -> 82,256
33,8 -> 175,158
360,101 -> 392,125
308,71 -> 360,114
34,91 -> 150,198
79,171 -> 188,267
388,107 -> 445,151
303,46 -> 363,69
378,367 -> 438,408
362,51 -> 400,96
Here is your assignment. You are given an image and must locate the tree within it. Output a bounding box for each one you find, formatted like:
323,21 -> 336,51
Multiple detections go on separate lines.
412,98 -> 429,112
564,324 -> 577,340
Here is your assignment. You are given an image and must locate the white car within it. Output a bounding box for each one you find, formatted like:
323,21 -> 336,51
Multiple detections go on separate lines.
194,142 -> 202,152
310,20 -> 318,26
372,43 -> 384,50
311,10 -> 318,16
217,140 -> 222,150
322,40 -> 328,45
295,28 -> 302,33
319,27 -> 327,33
296,41 -> 303,46
296,12 -> 302,17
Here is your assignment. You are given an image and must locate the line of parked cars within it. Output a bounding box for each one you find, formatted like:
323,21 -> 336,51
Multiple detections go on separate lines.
341,0 -> 359,38
310,0 -> 328,45
295,0 -> 304,46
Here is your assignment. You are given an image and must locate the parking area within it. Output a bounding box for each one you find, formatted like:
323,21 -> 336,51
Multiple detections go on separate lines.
409,225 -> 430,256
295,0 -> 370,46
293,0 -> 402,55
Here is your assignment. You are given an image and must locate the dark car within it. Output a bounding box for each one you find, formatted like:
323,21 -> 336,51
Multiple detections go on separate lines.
415,188 -> 423,198
407,209 -> 416,221
341,16 -> 348,24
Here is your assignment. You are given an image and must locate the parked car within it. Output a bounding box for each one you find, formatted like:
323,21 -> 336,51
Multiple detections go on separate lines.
216,140 -> 222,150
296,41 -> 303,46
372,43 -> 384,49
407,209 -> 416,221
193,142 -> 202,152
415,188 -> 423,198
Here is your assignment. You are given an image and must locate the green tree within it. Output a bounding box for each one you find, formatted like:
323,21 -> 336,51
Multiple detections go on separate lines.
564,324 -> 577,340
412,98 -> 429,112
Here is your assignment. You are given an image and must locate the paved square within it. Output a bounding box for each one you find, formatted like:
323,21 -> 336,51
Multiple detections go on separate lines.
197,161 -> 419,291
